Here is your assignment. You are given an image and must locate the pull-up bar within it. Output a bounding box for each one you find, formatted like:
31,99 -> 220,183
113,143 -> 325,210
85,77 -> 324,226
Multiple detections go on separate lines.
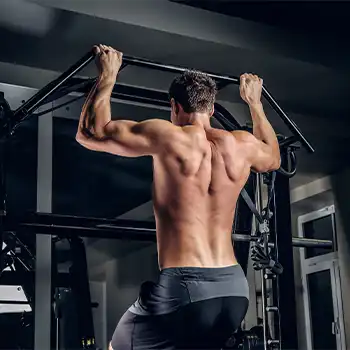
11,49 -> 314,153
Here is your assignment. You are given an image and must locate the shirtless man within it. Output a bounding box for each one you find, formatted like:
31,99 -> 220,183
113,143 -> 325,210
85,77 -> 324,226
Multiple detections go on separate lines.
76,45 -> 281,350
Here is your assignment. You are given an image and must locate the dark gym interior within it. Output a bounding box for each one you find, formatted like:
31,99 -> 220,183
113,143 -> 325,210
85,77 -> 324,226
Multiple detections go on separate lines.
0,1 -> 349,349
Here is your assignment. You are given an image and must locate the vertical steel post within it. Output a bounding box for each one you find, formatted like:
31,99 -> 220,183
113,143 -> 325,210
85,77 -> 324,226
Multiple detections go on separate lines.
265,173 -> 282,350
274,155 -> 298,350
34,111 -> 53,350
256,173 -> 270,350
0,141 -> 6,275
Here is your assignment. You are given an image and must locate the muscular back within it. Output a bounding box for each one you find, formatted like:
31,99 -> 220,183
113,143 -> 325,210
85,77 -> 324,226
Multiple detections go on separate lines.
76,50 -> 280,270
153,126 -> 252,269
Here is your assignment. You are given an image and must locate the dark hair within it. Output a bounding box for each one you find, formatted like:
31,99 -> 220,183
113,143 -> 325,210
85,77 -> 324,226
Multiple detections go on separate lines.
168,70 -> 217,113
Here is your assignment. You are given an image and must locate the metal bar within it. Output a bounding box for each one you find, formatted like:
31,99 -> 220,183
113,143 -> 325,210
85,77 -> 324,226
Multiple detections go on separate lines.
255,173 -> 269,350
111,91 -> 170,109
292,237 -> 333,248
34,112 -> 53,350
268,174 -> 282,348
278,135 -> 298,149
0,143 -> 6,275
274,155 -> 298,350
19,223 -> 333,248
69,237 -> 95,346
33,95 -> 85,118
214,103 -> 242,130
36,76 -> 242,129
6,49 -> 312,153
0,271 -> 71,287
36,78 -> 95,107
0,300 -> 29,305
233,174 -> 256,275
262,87 -> 314,153
18,223 -> 157,242
123,55 -> 239,83
0,91 -> 9,273
12,50 -> 94,130
121,54 -> 313,152
13,212 -> 156,230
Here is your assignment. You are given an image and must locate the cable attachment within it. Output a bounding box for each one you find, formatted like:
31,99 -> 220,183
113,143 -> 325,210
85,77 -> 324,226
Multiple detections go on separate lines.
258,219 -> 270,234
251,237 -> 283,275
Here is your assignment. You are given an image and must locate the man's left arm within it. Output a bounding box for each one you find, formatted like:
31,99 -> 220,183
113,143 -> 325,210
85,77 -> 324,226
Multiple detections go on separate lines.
76,45 -> 176,157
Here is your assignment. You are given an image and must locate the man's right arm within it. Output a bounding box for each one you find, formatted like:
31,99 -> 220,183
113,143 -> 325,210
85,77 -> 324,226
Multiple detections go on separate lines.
233,74 -> 280,173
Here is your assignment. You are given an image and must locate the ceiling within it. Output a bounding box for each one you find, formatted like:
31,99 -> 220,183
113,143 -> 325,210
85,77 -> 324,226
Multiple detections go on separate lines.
1,0 -> 349,265
172,1 -> 349,39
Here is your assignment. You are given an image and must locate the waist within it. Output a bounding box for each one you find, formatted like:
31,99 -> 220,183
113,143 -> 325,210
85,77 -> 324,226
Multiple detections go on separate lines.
160,264 -> 243,282
157,230 -> 236,269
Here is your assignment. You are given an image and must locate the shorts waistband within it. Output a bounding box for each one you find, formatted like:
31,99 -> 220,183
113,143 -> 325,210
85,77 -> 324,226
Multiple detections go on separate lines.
160,264 -> 243,280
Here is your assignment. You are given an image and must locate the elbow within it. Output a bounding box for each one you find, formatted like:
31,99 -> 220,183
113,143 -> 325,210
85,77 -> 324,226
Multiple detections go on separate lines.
75,131 -> 84,145
270,155 -> 281,171
267,151 -> 281,171
75,131 -> 93,150
76,130 -> 87,146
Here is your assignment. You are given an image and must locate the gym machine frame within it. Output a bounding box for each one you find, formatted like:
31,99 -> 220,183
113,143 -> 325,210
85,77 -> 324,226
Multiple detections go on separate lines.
0,49 -> 325,350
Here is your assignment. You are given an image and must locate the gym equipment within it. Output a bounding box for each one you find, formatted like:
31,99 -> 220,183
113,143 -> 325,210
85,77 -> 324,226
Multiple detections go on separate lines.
0,48 -> 321,350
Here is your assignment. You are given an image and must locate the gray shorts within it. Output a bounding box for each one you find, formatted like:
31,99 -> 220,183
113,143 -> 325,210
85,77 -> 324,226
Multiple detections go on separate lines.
111,264 -> 249,349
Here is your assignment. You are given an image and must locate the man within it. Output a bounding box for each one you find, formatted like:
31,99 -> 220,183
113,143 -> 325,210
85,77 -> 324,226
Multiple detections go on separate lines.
76,45 -> 281,350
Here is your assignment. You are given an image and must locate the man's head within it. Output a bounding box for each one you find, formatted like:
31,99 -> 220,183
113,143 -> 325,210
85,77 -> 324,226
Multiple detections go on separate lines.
168,70 -> 217,125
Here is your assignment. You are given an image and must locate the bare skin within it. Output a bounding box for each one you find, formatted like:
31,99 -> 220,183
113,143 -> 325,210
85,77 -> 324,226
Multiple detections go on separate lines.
76,45 -> 281,269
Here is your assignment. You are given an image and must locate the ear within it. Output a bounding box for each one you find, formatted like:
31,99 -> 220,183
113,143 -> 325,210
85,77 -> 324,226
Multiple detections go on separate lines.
170,98 -> 177,114
210,105 -> 215,116
170,98 -> 181,114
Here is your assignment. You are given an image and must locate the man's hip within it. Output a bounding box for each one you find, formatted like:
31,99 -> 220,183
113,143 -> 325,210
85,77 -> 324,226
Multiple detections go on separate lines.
111,265 -> 249,349
129,264 -> 249,316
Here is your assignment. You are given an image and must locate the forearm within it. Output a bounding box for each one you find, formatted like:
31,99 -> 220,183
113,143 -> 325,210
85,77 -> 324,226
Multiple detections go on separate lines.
77,75 -> 115,140
249,103 -> 280,159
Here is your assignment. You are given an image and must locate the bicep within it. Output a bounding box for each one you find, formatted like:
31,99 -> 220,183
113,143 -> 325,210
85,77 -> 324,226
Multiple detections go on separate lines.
232,130 -> 277,173
78,119 -> 175,157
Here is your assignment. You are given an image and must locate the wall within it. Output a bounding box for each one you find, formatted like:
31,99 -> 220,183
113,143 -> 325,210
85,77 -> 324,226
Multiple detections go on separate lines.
290,168 -> 350,349
105,244 -> 159,342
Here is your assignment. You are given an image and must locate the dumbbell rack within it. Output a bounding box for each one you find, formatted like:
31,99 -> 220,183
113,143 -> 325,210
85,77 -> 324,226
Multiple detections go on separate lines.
255,173 -> 281,350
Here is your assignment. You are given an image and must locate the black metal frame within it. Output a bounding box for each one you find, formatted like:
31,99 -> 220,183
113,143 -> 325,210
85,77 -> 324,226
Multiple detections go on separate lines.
0,49 -> 324,350
271,155 -> 299,350
5,49 -> 315,153
4,212 -> 332,249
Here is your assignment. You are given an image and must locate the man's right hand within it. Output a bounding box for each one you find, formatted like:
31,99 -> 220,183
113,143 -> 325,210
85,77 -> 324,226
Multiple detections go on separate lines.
239,73 -> 263,106
93,44 -> 123,83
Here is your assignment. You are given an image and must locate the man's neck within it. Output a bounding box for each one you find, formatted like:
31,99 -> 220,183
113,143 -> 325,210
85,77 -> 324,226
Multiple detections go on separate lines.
187,113 -> 211,130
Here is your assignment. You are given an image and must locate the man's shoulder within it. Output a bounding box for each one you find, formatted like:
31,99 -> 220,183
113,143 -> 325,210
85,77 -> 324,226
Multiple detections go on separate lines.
143,120 -> 193,151
205,128 -> 236,146
138,119 -> 180,139
231,130 -> 255,143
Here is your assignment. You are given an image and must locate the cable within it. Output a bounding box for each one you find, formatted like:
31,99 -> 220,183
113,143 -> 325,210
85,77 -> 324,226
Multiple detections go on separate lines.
277,151 -> 297,178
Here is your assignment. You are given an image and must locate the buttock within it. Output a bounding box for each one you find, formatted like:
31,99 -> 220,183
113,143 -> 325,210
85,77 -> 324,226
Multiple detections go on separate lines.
111,265 -> 249,349
129,264 -> 249,316
111,296 -> 249,350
